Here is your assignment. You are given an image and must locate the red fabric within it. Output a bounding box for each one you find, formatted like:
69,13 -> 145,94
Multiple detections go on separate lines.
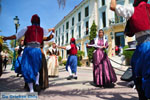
69,44 -> 77,55
25,25 -> 44,44
134,0 -> 148,5
129,2 -> 150,34
70,38 -> 75,42
31,14 -> 40,24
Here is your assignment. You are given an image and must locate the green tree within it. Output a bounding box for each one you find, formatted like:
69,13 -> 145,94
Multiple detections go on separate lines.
87,21 -> 97,62
77,50 -> 84,66
10,40 -> 19,48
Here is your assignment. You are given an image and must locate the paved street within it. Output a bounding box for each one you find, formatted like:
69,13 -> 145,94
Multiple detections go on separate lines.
0,61 -> 138,100
0,55 -> 138,100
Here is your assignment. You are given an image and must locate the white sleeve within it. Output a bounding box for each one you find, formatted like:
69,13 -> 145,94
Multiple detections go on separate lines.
43,29 -> 49,36
16,27 -> 27,40
66,45 -> 71,50
15,46 -> 19,50
115,5 -> 134,20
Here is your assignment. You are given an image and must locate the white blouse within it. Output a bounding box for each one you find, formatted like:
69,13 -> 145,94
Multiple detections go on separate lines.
115,4 -> 150,39
16,27 -> 49,40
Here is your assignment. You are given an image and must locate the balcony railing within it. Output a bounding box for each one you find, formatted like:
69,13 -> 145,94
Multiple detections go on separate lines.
109,17 -> 125,25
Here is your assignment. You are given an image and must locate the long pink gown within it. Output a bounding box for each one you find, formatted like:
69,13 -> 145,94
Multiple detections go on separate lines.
90,39 -> 117,86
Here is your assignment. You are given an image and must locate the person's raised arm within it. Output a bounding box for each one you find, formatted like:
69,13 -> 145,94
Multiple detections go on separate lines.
3,35 -> 16,41
110,0 -> 117,11
43,28 -> 55,41
43,34 -> 54,41
57,45 -> 66,50
48,28 -> 55,33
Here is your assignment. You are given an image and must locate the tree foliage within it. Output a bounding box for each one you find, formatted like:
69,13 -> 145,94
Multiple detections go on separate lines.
88,21 -> 97,62
77,50 -> 84,66
10,40 -> 19,48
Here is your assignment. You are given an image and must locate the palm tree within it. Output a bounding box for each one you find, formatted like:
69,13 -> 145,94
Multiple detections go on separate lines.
57,0 -> 66,8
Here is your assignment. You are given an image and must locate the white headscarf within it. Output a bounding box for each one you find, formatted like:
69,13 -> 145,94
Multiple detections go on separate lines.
94,30 -> 107,46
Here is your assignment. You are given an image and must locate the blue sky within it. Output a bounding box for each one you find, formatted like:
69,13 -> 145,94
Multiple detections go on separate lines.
0,0 -> 82,37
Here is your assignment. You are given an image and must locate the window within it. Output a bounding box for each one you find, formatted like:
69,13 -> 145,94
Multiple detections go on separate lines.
102,12 -> 106,27
72,17 -> 74,26
85,21 -> 89,35
85,6 -> 89,17
56,30 -> 57,36
115,13 -> 124,23
62,50 -> 64,58
58,37 -> 60,45
78,45 -> 81,50
63,25 -> 64,32
78,26 -> 81,38
66,33 -> 68,43
72,29 -> 74,38
78,12 -> 81,22
102,0 -> 105,6
55,39 -> 57,43
62,35 -> 64,45
59,28 -> 61,35
66,21 -> 69,29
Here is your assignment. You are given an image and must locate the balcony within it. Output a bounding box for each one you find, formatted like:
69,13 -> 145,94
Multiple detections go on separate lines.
109,17 -> 125,25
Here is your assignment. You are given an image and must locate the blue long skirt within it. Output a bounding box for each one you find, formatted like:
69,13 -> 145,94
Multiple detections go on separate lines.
21,47 -> 42,83
66,55 -> 77,73
131,41 -> 150,98
15,56 -> 22,74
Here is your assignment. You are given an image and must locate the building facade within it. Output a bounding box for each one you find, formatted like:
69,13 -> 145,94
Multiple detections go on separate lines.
54,0 -> 145,66
55,0 -> 98,66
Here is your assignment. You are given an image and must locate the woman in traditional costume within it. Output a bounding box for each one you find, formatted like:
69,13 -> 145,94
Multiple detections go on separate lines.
87,29 -> 117,87
47,42 -> 59,77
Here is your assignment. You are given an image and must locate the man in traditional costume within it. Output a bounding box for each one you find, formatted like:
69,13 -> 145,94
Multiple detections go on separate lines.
110,0 -> 150,99
57,38 -> 78,80
3,14 -> 54,93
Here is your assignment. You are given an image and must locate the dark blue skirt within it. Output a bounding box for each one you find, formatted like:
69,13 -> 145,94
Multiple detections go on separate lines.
66,55 -> 77,73
131,41 -> 150,98
21,47 -> 42,83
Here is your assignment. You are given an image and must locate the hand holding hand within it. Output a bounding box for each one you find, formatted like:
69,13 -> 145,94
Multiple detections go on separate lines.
102,46 -> 106,49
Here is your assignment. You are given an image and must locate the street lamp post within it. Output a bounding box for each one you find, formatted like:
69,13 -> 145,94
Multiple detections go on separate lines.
11,16 -> 20,70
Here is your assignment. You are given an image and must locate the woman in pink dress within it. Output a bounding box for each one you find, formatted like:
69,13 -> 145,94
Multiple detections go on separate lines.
87,29 -> 117,87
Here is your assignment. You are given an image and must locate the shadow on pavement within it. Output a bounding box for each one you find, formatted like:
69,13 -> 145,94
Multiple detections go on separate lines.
40,88 -> 138,100
0,76 -> 25,92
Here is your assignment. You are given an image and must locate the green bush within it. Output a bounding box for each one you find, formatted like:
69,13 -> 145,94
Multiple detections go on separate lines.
123,45 -> 134,59
58,56 -> 62,62
62,60 -> 67,66
77,51 -> 84,66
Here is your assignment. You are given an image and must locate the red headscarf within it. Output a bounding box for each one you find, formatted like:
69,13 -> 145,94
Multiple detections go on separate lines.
70,38 -> 75,43
31,14 -> 40,24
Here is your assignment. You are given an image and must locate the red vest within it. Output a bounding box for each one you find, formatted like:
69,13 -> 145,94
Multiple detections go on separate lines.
129,2 -> 150,34
25,25 -> 44,44
69,44 -> 77,55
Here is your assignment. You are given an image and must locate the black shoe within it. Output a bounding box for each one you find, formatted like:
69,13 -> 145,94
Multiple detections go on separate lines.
35,84 -> 41,93
17,74 -> 19,77
74,76 -> 78,80
67,75 -> 73,80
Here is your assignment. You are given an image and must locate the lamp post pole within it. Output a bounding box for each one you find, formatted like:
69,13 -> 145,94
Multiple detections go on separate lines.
11,16 -> 19,70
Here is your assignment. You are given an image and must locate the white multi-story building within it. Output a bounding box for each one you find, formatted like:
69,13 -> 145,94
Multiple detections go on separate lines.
55,0 -> 98,66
